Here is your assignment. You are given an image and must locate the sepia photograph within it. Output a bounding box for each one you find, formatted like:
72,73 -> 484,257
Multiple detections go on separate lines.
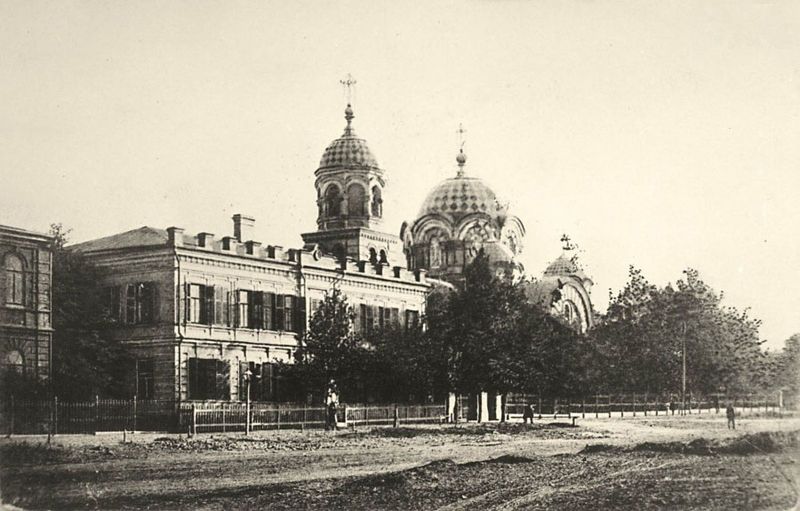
1,1 -> 798,509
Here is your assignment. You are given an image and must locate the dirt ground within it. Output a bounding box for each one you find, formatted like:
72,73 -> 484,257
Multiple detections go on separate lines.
1,413 -> 798,510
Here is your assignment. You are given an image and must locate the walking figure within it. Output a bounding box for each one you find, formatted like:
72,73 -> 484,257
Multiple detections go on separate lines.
326,401 -> 338,431
522,403 -> 535,424
726,403 -> 736,430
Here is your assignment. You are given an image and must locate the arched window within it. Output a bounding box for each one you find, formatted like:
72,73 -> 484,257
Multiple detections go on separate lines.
369,248 -> 378,264
347,184 -> 366,216
325,185 -> 342,217
4,254 -> 25,306
4,350 -> 24,375
379,249 -> 388,264
371,186 -> 383,217
429,237 -> 442,268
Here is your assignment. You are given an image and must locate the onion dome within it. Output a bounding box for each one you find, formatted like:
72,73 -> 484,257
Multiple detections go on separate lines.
317,104 -> 380,171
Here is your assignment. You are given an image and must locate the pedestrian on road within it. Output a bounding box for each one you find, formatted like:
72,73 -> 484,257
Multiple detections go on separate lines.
522,403 -> 534,424
327,401 -> 338,431
726,403 -> 736,430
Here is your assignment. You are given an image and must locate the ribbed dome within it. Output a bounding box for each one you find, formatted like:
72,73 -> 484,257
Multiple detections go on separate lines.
544,254 -> 581,276
417,176 -> 505,220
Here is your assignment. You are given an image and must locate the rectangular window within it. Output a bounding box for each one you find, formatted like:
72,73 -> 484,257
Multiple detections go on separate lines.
237,290 -> 250,328
214,288 -> 230,326
187,284 -> 212,325
362,304 -> 374,335
249,291 -> 264,329
405,309 -> 420,329
284,295 -> 294,332
390,308 -> 400,327
140,283 -> 156,323
125,285 -> 137,323
239,362 -> 276,402
275,295 -> 285,331
188,358 -> 230,400
136,359 -> 155,400
104,286 -> 121,322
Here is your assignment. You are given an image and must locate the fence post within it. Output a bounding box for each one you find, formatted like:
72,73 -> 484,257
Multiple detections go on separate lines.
222,405 -> 226,433
7,395 -> 13,437
302,407 -> 307,431
581,398 -> 585,419
620,395 -> 624,418
538,396 -> 542,420
53,396 -> 58,435
393,404 -> 399,428
94,395 -> 99,435
276,405 -> 281,431
132,395 -> 137,433
595,395 -> 598,419
191,404 -> 197,436
633,394 -> 636,417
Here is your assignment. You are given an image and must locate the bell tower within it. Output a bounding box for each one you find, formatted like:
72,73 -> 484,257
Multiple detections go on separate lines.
302,78 -> 402,267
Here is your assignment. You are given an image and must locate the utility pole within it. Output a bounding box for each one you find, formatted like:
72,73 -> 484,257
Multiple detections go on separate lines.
682,320 -> 687,416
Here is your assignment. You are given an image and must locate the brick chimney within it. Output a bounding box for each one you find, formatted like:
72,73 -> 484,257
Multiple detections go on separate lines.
232,214 -> 255,242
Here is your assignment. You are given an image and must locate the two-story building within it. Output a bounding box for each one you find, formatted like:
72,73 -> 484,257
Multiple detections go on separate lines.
0,225 -> 53,387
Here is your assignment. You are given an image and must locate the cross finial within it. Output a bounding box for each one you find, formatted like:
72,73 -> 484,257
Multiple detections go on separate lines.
561,234 -> 575,251
340,73 -> 357,104
455,123 -> 467,177
456,123 -> 467,150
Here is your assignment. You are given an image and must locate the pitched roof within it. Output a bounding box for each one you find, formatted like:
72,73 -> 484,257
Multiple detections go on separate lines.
69,226 -> 167,253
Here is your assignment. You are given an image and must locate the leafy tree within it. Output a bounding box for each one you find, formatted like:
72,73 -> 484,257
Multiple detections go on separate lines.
590,266 -> 767,397
288,288 -> 366,402
49,223 -> 133,399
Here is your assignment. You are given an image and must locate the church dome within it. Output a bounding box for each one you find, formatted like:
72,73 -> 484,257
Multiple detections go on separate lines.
317,104 -> 380,171
417,175 -> 505,221
544,254 -> 581,276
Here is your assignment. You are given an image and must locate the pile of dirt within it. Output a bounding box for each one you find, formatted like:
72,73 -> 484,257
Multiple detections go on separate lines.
579,430 -> 800,456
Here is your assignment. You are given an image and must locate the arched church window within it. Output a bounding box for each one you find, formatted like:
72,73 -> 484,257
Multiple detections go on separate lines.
369,248 -> 378,264
347,184 -> 366,216
379,249 -> 388,264
371,186 -> 383,217
325,185 -> 343,217
4,254 -> 26,306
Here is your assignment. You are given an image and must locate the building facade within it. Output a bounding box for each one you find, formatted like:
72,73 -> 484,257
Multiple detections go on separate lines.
72,104 -> 430,403
0,225 -> 54,386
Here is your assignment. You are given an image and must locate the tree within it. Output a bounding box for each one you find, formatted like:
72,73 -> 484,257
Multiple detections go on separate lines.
288,288 -> 366,402
590,266 -> 768,397
49,223 -> 133,399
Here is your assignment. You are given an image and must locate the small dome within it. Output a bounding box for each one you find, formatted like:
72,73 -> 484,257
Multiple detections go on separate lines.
318,136 -> 379,171
417,175 -> 505,222
318,104 -> 380,171
544,254 -> 581,276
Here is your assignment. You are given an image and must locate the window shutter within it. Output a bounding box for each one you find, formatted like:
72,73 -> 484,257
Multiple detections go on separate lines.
296,297 -> 306,333
204,286 -> 214,325
188,358 -> 199,399
275,295 -> 285,331
183,282 -> 191,325
264,292 -> 274,330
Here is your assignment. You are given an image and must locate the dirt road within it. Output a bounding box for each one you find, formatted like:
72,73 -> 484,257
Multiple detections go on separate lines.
1,414 -> 798,509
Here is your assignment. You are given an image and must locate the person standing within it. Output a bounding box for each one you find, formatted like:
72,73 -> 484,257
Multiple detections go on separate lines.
726,403 -> 736,430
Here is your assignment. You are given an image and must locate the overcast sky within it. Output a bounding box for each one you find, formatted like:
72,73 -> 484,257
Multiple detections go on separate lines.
2,1 -> 798,350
